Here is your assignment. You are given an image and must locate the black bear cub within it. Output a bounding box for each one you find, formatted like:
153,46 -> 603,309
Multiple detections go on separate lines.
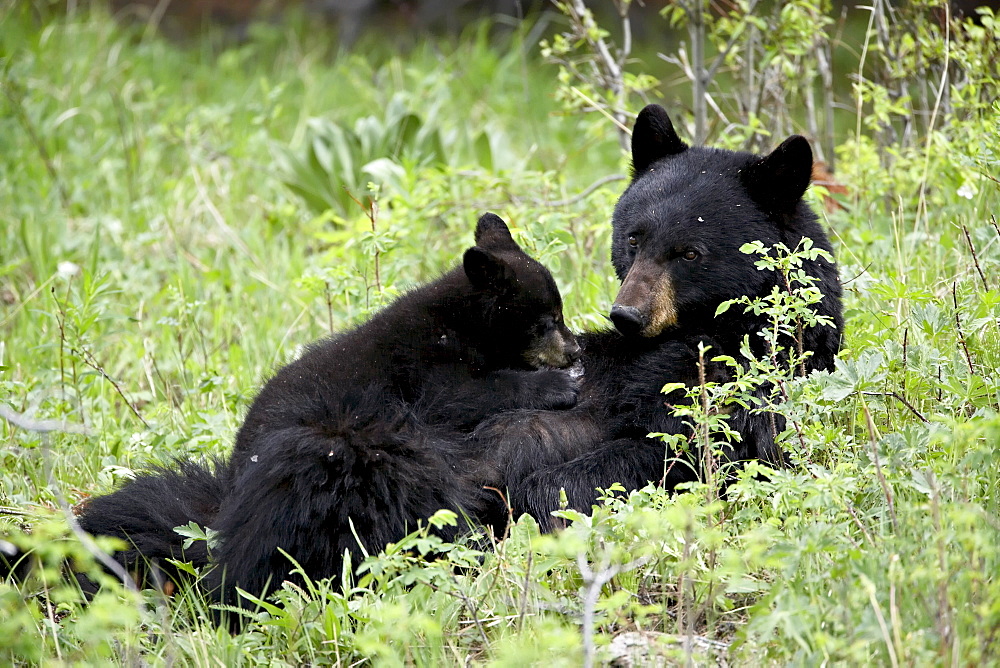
70,212 -> 579,609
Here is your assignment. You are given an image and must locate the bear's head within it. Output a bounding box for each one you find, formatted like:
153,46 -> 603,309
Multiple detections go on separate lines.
463,213 -> 581,370
609,104 -> 841,361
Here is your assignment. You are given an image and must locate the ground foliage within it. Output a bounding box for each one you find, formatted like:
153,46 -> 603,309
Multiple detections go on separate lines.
1,1 -> 998,665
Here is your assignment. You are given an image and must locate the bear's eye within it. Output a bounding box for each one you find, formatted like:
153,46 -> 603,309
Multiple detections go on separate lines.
682,249 -> 700,261
627,235 -> 638,248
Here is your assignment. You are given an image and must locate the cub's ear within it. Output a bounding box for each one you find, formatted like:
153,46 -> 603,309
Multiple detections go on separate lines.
474,213 -> 519,251
463,246 -> 513,292
744,135 -> 813,213
631,104 -> 687,176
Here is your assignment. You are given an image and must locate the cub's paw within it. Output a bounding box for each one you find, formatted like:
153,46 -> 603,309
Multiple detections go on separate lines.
527,369 -> 580,410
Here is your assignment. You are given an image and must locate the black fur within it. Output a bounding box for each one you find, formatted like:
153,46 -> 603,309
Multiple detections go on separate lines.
68,213 -> 580,608
75,460 -> 230,592
488,105 -> 843,530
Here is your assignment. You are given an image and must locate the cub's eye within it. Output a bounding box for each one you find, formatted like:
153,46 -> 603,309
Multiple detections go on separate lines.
627,235 -> 638,248
682,249 -> 700,261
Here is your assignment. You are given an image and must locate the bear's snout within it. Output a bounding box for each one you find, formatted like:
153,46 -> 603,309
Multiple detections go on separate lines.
526,326 -> 581,368
612,259 -> 679,337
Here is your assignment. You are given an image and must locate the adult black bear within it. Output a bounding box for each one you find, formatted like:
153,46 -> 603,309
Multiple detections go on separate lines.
482,105 -> 843,530
71,212 -> 580,606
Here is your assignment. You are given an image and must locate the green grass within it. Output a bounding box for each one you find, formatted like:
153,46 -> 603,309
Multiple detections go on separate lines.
1,2 -> 999,665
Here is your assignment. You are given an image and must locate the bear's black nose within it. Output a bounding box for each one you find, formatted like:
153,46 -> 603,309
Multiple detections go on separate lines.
610,304 -> 644,337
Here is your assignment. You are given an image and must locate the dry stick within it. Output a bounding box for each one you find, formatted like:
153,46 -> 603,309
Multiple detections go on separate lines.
20,422 -> 143,597
843,500 -> 876,546
684,0 -> 763,144
75,345 -> 152,430
951,282 -> 975,375
861,391 -> 928,424
0,404 -> 91,436
53,286 -> 86,421
961,225 -> 989,291
142,0 -> 173,41
577,553 -> 649,668
517,548 -> 533,633
688,0 -> 706,145
695,346 -> 717,503
51,293 -> 152,429
449,573 -> 490,649
346,189 -> 382,295
862,404 -> 898,532
864,575 -> 900,668
902,327 -> 909,372
701,0 -> 761,96
915,1 -> 951,235
324,281 -> 335,334
562,0 -> 630,150
568,86 -> 631,137
55,288 -> 68,404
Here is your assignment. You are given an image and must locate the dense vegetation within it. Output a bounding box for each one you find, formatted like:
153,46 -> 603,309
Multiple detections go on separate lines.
1,1 -> 998,664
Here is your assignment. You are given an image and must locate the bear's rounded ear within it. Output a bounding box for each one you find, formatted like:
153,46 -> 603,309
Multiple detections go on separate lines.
463,246 -> 513,292
631,104 -> 687,177
744,135 -> 814,213
474,213 -> 519,251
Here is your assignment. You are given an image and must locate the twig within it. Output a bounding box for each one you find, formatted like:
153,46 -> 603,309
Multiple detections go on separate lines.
538,174 -> 626,207
51,289 -> 151,429
346,189 -> 382,295
902,327 -> 908,371
860,391 -> 928,423
841,262 -> 874,286
568,86 -> 631,136
951,282 -> 975,375
32,431 -> 142,596
517,547 -> 533,633
695,345 -> 716,500
915,0 -> 950,234
577,553 -> 649,668
75,345 -> 152,429
863,574 -> 900,668
449,572 -> 490,649
559,0 -> 631,150
0,404 -> 92,435
862,404 -> 898,532
62,501 -> 141,594
843,499 -> 876,546
961,225 -> 989,291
